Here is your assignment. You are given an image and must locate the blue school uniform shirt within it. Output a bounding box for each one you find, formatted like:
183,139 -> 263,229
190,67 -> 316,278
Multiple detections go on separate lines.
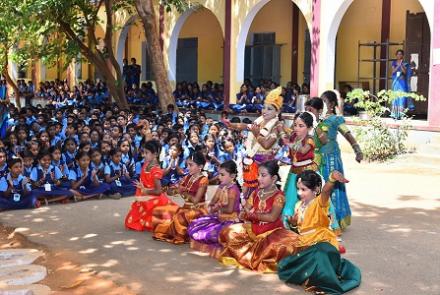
68,167 -> 96,187
52,159 -> 69,177
23,166 -> 33,178
134,135 -> 143,149
161,156 -> 185,185
104,161 -> 128,178
204,150 -> 219,175
0,174 -> 32,197
121,153 -> 135,172
30,164 -> 63,185
62,151 -> 77,169
0,164 -> 8,179
134,159 -> 145,178
89,161 -> 106,181
50,136 -> 62,147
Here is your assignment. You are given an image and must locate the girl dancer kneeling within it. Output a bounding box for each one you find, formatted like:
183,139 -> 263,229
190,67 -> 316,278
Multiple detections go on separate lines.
218,160 -> 298,272
125,140 -> 170,231
153,151 -> 208,244
188,160 -> 241,256
278,170 -> 361,294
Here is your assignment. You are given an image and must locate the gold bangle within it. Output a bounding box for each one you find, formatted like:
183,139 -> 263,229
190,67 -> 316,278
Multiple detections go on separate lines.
329,174 -> 336,183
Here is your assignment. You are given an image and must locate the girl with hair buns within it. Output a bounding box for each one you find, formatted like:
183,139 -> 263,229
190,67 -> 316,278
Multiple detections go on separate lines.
278,169 -> 361,294
278,111 -> 319,227
320,90 -> 363,230
222,87 -> 284,199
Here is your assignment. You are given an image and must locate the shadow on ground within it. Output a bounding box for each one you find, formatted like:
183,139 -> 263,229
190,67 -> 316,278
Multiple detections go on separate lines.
1,198 -> 439,295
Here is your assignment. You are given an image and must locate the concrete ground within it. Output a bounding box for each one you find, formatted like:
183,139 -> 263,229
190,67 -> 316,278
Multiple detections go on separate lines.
1,150 -> 440,295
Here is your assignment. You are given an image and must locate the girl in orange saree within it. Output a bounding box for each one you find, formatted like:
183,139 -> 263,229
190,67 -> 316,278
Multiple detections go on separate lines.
218,160 -> 299,272
153,151 -> 208,244
125,140 -> 169,231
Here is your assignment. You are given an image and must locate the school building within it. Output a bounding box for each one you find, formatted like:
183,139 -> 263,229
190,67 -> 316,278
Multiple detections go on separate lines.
11,0 -> 440,128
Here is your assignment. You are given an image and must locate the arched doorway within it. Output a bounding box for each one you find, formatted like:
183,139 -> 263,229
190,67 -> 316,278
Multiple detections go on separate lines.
168,7 -> 224,85
236,0 -> 311,93
116,16 -> 152,82
330,0 -> 432,118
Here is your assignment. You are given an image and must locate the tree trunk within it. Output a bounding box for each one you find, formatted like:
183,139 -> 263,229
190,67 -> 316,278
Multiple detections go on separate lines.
58,16 -> 129,109
135,0 -> 176,112
2,56 -> 20,109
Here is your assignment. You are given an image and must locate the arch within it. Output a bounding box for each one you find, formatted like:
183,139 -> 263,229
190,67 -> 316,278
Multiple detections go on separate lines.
167,7 -> 224,82
116,15 -> 138,68
235,0 -> 311,85
324,0 -> 433,92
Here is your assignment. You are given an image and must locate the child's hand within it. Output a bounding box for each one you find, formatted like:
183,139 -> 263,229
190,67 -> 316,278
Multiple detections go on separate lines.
276,123 -> 285,133
355,152 -> 363,163
50,172 -> 55,180
133,180 -> 145,191
330,171 -> 349,183
91,169 -> 97,179
250,124 -> 260,137
289,213 -> 298,226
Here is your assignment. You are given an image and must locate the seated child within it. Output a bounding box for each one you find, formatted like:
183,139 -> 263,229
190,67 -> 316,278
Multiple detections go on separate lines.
69,151 -> 110,201
0,158 -> 37,211
188,160 -> 241,257
30,150 -> 74,204
104,148 -> 136,199
125,140 -> 170,231
153,151 -> 209,244
278,170 -> 361,294
161,143 -> 185,189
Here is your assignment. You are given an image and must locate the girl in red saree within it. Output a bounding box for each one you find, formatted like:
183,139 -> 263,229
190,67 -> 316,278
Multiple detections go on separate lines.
125,140 -> 169,231
218,160 -> 298,272
153,151 -> 208,244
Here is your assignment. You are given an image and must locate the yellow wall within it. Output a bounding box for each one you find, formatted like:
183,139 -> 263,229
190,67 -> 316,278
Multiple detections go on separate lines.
297,12 -> 307,84
127,20 -> 146,63
336,0 -> 382,91
390,0 -> 424,43
179,8 -> 224,83
336,0 -> 424,91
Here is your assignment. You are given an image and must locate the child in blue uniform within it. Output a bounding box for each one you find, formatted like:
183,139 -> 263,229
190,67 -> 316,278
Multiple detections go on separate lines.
62,138 -> 78,170
69,151 -> 110,200
30,150 -> 74,204
90,149 -> 106,182
0,158 -> 37,211
0,148 -> 7,179
104,148 -> 136,198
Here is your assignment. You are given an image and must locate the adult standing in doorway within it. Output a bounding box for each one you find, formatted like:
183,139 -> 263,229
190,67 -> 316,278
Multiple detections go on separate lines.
122,58 -> 130,89
391,49 -> 414,119
130,58 -> 141,89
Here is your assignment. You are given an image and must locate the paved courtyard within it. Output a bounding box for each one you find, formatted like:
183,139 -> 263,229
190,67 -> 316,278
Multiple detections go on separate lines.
1,151 -> 440,295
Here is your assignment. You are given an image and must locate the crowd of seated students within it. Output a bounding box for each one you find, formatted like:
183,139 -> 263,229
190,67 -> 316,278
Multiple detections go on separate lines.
173,81 -> 225,111
172,79 -> 311,114
230,79 -> 311,114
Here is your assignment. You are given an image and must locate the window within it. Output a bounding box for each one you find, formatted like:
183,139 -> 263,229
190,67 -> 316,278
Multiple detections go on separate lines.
244,33 -> 281,85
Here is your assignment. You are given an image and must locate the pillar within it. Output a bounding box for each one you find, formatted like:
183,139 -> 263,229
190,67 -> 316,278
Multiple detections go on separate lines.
428,0 -> 440,127
291,4 -> 299,84
223,0 -> 232,107
379,0 -> 391,90
310,0 -> 321,96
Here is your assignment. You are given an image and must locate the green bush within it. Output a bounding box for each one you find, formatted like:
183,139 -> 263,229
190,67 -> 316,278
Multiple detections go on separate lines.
347,89 -> 425,162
